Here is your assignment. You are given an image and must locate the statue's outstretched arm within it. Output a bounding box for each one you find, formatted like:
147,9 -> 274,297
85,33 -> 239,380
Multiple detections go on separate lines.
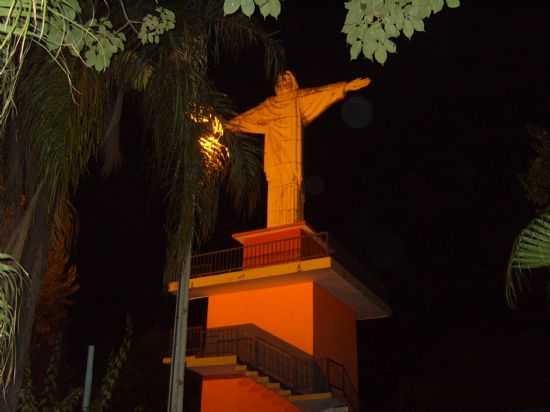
225,102 -> 270,134
299,77 -> 371,125
298,82 -> 346,124
344,77 -> 371,93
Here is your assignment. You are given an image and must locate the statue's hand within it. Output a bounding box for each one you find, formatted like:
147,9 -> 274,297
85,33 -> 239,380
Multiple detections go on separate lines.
345,77 -> 371,92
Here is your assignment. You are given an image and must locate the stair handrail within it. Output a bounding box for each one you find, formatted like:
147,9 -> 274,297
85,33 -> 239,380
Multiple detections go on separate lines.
317,357 -> 360,412
188,323 -> 358,410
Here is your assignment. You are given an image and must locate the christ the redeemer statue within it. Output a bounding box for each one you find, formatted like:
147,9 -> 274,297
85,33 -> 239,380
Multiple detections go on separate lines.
227,70 -> 371,228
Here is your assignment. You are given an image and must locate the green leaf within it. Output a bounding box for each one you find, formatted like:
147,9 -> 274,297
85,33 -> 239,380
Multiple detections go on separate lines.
344,5 -> 362,25
259,1 -> 271,17
345,25 -> 362,44
362,37 -> 377,59
384,38 -> 396,53
372,0 -> 384,13
369,22 -> 385,40
350,40 -> 362,60
64,0 -> 82,13
374,45 -> 387,64
270,0 -> 281,18
392,10 -> 404,28
224,0 -> 241,15
403,19 -> 414,39
446,0 -> 460,8
414,0 -> 432,18
341,23 -> 353,34
45,18 -> 65,50
384,20 -> 398,37
343,0 -> 459,63
241,0 -> 255,17
412,18 -> 425,32
407,5 -> 419,17
430,0 -> 444,13
60,3 -> 77,20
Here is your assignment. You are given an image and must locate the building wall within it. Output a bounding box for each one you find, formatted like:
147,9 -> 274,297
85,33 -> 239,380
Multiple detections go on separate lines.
207,281 -> 314,354
313,283 -> 358,387
201,377 -> 300,412
204,279 -> 359,409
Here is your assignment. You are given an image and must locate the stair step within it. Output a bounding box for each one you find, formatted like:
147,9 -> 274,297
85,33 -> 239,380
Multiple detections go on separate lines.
245,371 -> 259,378
187,355 -> 237,367
255,376 -> 269,384
265,382 -> 280,390
288,392 -> 333,402
278,389 -> 291,397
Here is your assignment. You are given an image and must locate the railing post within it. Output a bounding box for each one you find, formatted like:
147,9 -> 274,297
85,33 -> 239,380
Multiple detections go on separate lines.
253,337 -> 258,372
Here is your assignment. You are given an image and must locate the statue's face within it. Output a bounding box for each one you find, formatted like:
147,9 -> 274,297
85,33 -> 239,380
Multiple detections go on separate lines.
275,71 -> 298,94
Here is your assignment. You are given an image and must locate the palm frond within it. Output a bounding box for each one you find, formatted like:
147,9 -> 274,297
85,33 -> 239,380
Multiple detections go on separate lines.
17,361 -> 38,412
91,315 -> 133,412
144,0 -> 283,279
207,11 -> 285,78
57,387 -> 83,412
0,0 -> 86,129
38,334 -> 62,408
35,202 -> 79,340
16,53 -> 109,210
0,252 -> 29,393
223,132 -> 263,216
521,124 -> 550,211
173,0 -> 285,77
506,211 -> 550,307
11,0 -> 280,287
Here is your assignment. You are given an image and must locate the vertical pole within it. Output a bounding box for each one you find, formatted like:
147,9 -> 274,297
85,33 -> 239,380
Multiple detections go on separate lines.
167,241 -> 192,412
82,345 -> 95,412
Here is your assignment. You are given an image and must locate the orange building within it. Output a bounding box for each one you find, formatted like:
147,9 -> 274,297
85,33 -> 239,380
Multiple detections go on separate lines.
164,221 -> 390,412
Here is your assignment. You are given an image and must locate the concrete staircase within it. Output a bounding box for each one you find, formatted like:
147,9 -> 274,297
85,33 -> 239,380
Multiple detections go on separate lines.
162,354 -> 349,412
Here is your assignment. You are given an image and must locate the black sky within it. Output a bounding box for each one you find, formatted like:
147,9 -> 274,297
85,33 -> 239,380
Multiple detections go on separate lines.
69,2 -> 550,411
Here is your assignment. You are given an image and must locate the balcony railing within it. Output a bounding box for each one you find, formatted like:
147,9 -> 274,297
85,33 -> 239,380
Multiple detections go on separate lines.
169,230 -> 388,306
186,323 -> 359,412
182,232 -> 329,280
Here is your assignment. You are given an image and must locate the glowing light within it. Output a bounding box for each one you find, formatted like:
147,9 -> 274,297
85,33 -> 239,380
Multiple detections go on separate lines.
189,109 -> 229,173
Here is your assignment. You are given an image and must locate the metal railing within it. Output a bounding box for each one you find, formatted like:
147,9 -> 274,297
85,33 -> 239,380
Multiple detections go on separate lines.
186,324 -> 358,411
186,232 -> 329,279
317,358 -> 360,412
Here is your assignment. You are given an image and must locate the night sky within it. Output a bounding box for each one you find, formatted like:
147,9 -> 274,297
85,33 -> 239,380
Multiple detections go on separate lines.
67,2 -> 550,411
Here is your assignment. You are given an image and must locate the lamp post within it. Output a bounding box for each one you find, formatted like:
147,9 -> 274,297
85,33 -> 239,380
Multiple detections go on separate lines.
82,345 -> 95,412
167,231 -> 192,412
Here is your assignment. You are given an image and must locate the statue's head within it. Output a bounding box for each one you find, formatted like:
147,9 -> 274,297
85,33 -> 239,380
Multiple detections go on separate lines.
275,70 -> 298,95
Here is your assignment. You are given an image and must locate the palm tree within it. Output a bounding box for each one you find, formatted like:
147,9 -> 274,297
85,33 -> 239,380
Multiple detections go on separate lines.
0,0 -> 284,409
0,253 -> 29,398
507,124 -> 550,308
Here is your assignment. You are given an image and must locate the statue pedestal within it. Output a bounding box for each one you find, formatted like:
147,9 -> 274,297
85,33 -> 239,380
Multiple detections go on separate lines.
232,222 -> 328,269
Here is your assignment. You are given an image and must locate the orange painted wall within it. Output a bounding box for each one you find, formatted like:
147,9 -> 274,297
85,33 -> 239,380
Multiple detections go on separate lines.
313,283 -> 358,387
207,282 -> 314,354
236,227 -> 303,246
201,377 -> 300,412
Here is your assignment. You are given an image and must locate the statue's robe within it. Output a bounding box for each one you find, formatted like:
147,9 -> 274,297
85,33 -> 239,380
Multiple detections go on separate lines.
229,82 -> 347,227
